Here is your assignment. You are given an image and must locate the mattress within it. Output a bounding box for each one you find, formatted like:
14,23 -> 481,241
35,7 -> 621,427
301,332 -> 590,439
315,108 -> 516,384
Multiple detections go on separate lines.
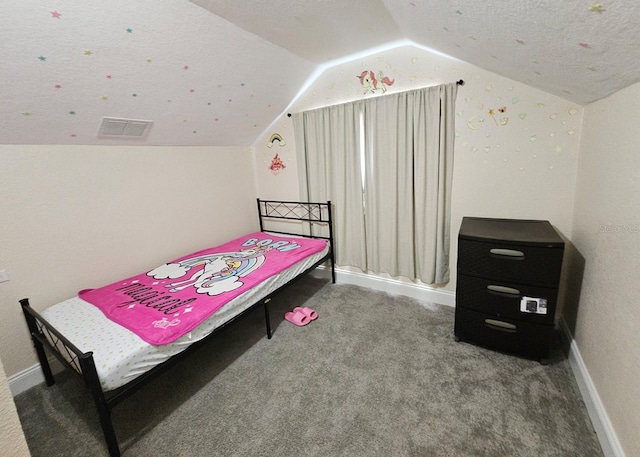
41,242 -> 329,391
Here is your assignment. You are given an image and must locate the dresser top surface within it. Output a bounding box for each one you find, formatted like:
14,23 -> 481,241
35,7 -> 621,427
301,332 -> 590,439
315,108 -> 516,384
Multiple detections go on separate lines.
459,217 -> 564,246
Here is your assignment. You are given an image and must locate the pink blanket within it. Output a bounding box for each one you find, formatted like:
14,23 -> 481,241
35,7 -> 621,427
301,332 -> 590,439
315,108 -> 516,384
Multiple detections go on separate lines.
78,232 -> 327,345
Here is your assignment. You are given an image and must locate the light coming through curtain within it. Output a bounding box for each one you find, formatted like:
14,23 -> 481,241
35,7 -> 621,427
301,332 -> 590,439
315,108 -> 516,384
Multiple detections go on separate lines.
294,83 -> 457,285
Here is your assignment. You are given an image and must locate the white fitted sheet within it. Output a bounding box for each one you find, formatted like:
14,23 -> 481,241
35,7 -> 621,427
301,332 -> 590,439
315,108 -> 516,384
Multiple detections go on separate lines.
41,242 -> 329,391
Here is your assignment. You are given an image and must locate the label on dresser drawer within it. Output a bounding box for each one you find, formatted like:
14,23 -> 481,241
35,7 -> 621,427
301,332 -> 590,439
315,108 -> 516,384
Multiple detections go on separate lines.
520,296 -> 548,314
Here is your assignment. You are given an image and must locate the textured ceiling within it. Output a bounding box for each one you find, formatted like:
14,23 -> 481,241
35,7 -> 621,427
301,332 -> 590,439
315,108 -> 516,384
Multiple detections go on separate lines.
2,0 -> 639,146
196,0 -> 640,105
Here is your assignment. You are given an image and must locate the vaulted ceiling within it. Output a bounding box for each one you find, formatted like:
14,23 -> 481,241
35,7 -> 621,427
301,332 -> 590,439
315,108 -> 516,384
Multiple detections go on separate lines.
2,1 -> 639,146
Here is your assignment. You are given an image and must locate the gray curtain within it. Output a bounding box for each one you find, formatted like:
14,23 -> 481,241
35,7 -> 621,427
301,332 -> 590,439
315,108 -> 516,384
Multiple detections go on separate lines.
295,83 -> 457,285
293,101 -> 367,269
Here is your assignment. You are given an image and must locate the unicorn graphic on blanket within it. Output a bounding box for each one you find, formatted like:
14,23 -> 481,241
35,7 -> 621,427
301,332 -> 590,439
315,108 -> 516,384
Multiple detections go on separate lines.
147,247 -> 268,297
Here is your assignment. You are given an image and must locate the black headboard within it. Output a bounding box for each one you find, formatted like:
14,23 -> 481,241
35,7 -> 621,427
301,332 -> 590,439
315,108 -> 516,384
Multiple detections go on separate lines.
256,198 -> 333,241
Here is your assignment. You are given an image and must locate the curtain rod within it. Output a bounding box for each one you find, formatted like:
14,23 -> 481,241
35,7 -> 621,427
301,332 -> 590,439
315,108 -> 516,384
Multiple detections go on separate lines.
287,80 -> 464,117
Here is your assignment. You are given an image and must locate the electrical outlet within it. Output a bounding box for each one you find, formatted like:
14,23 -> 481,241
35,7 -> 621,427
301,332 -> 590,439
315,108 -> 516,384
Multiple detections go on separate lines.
0,270 -> 10,283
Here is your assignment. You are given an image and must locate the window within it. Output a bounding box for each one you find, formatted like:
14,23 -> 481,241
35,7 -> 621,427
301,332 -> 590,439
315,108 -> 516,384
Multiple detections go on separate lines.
294,83 -> 457,285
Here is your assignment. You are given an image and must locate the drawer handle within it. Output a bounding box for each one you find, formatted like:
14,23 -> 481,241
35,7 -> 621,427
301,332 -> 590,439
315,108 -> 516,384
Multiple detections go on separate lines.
484,319 -> 517,333
489,248 -> 525,259
487,285 -> 521,296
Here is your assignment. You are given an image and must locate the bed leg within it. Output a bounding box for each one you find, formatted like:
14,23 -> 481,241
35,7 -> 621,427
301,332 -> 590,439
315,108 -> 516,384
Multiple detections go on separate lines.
80,354 -> 121,457
327,200 -> 336,284
263,299 -> 272,339
20,298 -> 56,387
34,338 -> 55,387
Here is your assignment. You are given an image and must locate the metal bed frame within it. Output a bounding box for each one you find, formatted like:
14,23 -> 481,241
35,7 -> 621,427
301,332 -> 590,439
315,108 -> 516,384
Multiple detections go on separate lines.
20,199 -> 334,456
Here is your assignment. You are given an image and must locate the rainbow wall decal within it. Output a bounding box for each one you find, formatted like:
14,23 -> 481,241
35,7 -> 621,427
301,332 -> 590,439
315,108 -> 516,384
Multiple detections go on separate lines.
267,132 -> 286,147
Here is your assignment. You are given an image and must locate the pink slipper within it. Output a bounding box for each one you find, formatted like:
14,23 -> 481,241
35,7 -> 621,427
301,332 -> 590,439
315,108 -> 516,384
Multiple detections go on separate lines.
284,310 -> 310,326
294,306 -> 318,321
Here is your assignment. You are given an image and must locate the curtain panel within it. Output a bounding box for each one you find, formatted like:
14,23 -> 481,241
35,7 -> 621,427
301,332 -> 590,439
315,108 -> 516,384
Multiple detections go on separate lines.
293,102 -> 368,269
294,83 -> 457,285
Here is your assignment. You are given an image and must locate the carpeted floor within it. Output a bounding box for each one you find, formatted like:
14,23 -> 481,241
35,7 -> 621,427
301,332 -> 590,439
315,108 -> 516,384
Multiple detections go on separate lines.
15,275 -> 604,456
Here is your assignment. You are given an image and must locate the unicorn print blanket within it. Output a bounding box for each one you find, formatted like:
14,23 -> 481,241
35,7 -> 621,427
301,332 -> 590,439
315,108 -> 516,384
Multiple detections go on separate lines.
78,232 -> 327,345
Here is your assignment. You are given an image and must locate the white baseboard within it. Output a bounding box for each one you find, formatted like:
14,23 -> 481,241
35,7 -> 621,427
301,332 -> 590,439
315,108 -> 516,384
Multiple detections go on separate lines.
559,318 -> 626,457
329,270 -> 624,457
315,265 -> 456,307
8,364 -> 46,397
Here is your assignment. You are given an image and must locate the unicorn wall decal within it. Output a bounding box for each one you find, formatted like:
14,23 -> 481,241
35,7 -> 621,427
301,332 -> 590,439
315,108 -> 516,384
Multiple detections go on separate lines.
357,70 -> 395,94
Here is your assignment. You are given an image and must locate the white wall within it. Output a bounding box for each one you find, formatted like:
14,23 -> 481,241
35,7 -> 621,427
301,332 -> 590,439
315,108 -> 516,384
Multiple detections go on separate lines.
0,145 -> 257,377
571,82 -> 640,457
255,45 -> 581,299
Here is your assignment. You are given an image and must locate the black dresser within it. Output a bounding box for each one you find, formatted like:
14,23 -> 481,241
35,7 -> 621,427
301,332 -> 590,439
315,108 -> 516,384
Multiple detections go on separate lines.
454,217 -> 564,363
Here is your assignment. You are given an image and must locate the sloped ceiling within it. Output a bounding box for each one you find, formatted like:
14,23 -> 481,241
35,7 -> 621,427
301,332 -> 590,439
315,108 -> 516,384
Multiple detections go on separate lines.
2,0 -> 639,147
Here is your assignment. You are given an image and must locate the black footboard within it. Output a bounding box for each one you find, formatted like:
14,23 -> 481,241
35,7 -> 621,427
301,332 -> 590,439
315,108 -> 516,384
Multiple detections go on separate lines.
20,299 -> 120,456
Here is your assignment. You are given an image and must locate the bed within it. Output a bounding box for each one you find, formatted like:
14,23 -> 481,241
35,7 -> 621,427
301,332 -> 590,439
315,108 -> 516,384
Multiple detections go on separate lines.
20,199 -> 335,457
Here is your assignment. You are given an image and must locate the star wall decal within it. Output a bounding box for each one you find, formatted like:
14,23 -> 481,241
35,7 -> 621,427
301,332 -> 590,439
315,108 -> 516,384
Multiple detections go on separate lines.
84,49 -> 93,56
51,11 -> 61,19
38,56 -> 46,61
588,4 -> 605,12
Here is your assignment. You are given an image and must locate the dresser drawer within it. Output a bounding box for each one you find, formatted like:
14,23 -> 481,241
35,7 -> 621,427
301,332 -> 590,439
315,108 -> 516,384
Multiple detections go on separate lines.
454,307 -> 552,362
457,239 -> 564,286
456,274 -> 557,324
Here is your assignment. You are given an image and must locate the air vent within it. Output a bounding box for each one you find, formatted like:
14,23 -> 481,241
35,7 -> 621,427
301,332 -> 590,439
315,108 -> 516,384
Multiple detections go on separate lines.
98,117 -> 153,139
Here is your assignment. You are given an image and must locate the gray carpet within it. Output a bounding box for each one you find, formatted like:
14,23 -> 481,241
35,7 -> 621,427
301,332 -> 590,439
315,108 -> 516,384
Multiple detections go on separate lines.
15,275 -> 604,456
